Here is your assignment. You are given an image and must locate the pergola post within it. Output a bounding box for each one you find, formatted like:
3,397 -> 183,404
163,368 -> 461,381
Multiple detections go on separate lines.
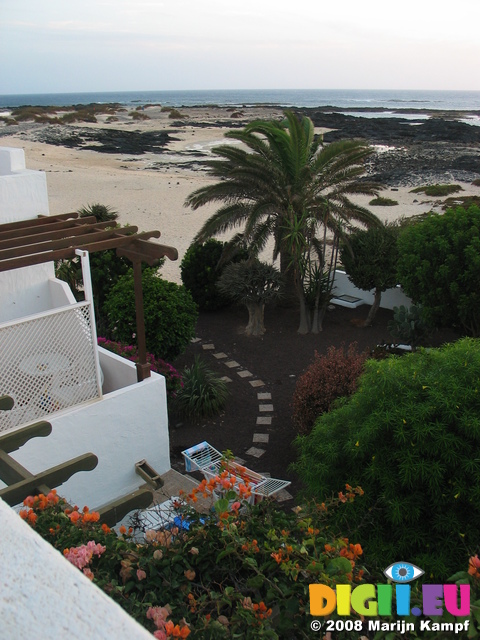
132,259 -> 151,382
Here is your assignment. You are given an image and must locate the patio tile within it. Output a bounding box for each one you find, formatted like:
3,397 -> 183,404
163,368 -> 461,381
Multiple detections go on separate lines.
253,433 -> 269,444
245,446 -> 266,458
190,337 -> 201,343
213,352 -> 228,359
256,416 -> 272,425
274,489 -> 294,502
225,360 -> 240,368
202,343 -> 215,350
220,376 -> 233,383
257,392 -> 272,400
259,404 -> 274,412
249,379 -> 265,387
237,370 -> 253,378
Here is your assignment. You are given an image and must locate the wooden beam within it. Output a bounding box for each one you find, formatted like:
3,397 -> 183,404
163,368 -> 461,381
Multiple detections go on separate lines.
97,486 -> 153,527
0,452 -> 98,506
0,216 -> 95,242
0,220 -> 114,251
118,239 -> 178,263
0,226 -> 137,260
132,259 -> 150,381
0,420 -> 52,453
0,212 -> 78,233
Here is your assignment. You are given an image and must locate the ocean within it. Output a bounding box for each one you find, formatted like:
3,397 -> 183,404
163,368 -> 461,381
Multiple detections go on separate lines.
1,88 -> 480,113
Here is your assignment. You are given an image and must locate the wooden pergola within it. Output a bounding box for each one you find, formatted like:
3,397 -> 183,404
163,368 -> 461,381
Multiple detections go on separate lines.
0,213 -> 178,381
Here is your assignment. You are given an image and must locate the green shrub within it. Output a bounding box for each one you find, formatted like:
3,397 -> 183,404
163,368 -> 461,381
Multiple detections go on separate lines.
340,223 -> 399,326
388,304 -> 430,350
397,205 -> 480,336
368,197 -> 398,206
180,239 -> 247,311
472,178 -> 480,187
104,268 -> 198,361
168,108 -> 185,119
410,184 -> 463,196
173,356 -> 228,419
78,202 -> 118,223
291,343 -> 367,435
294,338 -> 480,579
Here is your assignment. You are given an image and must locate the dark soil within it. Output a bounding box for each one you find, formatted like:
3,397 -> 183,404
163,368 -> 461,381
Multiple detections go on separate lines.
169,303 -> 458,502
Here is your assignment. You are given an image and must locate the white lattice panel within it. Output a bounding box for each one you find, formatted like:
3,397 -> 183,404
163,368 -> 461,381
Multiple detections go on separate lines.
0,303 -> 101,433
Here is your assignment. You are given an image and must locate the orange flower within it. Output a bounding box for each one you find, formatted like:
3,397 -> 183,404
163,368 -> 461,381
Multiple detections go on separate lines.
19,509 -> 28,520
69,511 -> 82,524
119,525 -> 127,535
27,510 -> 37,525
101,523 -> 111,534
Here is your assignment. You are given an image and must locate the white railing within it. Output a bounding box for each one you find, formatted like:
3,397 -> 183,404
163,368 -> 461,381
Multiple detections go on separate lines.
0,301 -> 101,433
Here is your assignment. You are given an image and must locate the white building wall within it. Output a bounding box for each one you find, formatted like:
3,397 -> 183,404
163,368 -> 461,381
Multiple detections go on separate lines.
332,270 -> 412,310
0,497 -> 153,640
11,372 -> 171,510
0,147 -> 49,223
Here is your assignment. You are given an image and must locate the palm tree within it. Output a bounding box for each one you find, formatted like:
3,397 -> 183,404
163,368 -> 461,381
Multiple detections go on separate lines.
186,111 -> 381,333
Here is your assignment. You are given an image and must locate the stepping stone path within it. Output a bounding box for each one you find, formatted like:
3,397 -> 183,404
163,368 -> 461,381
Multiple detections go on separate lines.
189,339 -> 293,502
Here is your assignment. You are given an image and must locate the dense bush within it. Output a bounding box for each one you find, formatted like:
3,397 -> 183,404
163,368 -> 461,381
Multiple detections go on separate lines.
340,223 -> 399,326
397,205 -> 480,336
97,337 -> 182,398
291,343 -> 367,435
104,268 -> 198,361
368,197 -> 398,206
180,239 -> 247,311
294,338 -> 480,579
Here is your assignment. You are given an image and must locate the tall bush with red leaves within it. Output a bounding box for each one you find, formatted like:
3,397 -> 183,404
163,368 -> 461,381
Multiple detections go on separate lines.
292,343 -> 367,435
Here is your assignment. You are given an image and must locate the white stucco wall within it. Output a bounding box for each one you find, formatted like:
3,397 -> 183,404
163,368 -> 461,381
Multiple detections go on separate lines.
0,147 -> 49,223
10,372 -> 171,510
0,498 -> 153,640
332,270 -> 412,310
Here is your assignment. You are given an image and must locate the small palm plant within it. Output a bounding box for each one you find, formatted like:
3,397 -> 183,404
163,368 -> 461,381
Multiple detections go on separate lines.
174,357 -> 228,419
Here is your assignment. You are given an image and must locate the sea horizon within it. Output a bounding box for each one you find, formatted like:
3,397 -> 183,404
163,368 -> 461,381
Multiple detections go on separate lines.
1,88 -> 480,113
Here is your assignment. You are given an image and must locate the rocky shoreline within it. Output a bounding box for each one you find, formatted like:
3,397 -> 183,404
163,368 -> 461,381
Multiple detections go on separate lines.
1,106 -> 479,188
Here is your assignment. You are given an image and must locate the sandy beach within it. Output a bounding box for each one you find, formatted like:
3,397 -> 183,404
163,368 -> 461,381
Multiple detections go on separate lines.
1,105 -> 479,283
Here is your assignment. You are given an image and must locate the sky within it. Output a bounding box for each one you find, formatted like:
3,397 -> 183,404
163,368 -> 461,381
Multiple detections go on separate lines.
1,0 -> 480,95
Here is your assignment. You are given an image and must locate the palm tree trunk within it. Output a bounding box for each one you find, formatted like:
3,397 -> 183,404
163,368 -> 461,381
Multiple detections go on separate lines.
279,250 -> 297,307
363,288 -> 382,327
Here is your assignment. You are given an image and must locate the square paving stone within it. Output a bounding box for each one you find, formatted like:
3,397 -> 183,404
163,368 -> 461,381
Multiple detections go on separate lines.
190,337 -> 201,343
237,370 -> 253,378
245,447 -> 266,458
274,489 -> 294,502
213,352 -> 228,359
253,433 -> 269,444
249,379 -> 265,387
259,404 -> 274,412
256,416 -> 272,425
220,376 -> 233,383
257,392 -> 272,400
202,343 -> 215,350
225,360 -> 240,368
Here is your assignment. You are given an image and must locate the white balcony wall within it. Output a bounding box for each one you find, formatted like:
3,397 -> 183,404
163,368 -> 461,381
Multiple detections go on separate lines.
10,372 -> 171,509
0,498 -> 153,640
332,270 -> 412,310
0,147 -> 49,223
98,347 -> 138,394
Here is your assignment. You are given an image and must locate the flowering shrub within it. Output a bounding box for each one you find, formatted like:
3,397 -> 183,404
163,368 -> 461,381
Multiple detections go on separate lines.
291,343 -> 367,435
98,337 -> 182,398
19,484 -> 366,638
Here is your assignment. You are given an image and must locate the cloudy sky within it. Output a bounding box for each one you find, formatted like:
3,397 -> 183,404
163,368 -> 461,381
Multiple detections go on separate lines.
1,0 -> 479,94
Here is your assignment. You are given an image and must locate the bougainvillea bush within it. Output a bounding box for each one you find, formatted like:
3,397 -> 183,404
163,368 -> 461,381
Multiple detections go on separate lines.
291,343 -> 367,435
19,481 -> 366,639
97,337 -> 183,398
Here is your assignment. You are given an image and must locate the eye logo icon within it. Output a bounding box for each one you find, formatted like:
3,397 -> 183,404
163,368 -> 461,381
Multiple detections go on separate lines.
384,562 -> 424,583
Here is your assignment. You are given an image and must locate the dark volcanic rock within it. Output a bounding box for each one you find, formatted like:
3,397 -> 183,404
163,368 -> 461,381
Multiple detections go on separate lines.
33,125 -> 176,154
300,111 -> 480,145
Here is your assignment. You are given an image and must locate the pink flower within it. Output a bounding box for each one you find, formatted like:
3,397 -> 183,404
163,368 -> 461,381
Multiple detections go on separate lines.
137,568 -> 147,581
153,631 -> 167,640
